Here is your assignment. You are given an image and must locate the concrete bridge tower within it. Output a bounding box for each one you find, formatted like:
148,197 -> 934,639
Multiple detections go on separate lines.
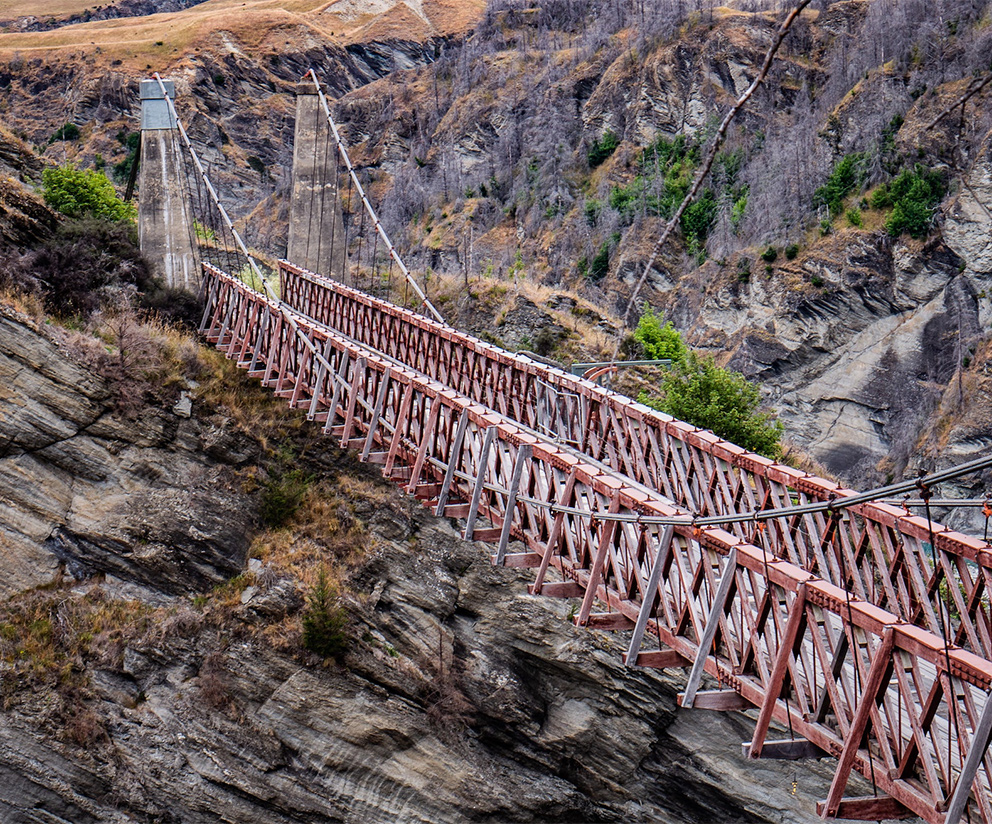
138,79 -> 196,292
288,82 -> 348,279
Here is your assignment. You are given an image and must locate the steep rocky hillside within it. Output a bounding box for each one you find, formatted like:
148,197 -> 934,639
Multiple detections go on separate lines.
0,295 -> 845,823
327,0 -> 992,526
0,0 -> 484,243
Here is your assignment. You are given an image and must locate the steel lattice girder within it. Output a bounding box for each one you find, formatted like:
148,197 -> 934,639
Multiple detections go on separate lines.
201,263 -> 992,823
278,260 -> 992,665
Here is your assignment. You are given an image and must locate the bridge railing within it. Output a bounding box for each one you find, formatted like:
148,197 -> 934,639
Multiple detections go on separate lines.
278,260 -> 992,661
204,262 -> 992,823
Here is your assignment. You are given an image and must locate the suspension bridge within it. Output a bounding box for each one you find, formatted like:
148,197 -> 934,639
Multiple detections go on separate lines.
137,73 -> 992,823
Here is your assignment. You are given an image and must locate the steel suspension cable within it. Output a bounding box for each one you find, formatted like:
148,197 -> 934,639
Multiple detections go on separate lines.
328,122 -> 343,277
153,75 -> 340,381
490,453 -> 992,529
306,69 -> 446,325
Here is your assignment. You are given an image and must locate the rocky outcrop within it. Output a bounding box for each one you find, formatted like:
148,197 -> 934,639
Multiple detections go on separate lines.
679,230 -> 982,483
0,494 -> 834,824
944,130 -> 992,283
0,304 -> 254,597
0,297 -> 840,823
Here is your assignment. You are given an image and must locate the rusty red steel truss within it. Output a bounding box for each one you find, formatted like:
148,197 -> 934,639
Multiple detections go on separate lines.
279,261 -> 992,661
201,262 -> 992,823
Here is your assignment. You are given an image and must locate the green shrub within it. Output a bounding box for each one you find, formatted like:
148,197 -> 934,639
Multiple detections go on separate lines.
50,122 -> 80,142
588,242 -> 610,281
583,199 -> 602,226
680,189 -> 718,251
639,352 -> 782,458
870,184 -> 891,209
883,165 -> 946,238
737,257 -> 751,283
814,153 -> 867,217
610,135 -> 700,226
587,130 -> 620,168
761,246 -> 777,263
633,307 -> 687,362
784,243 -> 799,260
259,468 -> 312,528
42,166 -> 136,222
846,207 -> 862,227
302,568 -> 348,659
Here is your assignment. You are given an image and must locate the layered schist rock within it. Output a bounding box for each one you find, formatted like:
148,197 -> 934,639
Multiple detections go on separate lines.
0,304 -> 254,597
0,301 -> 838,823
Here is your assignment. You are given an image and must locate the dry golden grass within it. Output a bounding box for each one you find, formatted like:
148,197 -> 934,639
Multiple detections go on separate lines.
195,346 -> 309,451
0,585 -> 154,695
0,0 -> 485,69
0,0 -> 99,18
419,268 -> 623,364
248,478 -> 374,588
0,285 -> 44,319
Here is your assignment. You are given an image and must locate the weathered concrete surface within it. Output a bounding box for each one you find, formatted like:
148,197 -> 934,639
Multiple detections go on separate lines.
288,84 -> 348,280
137,80 -> 196,291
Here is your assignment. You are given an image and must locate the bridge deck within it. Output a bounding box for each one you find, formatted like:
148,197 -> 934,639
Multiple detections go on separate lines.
200,262 -> 992,824
279,261 -> 992,659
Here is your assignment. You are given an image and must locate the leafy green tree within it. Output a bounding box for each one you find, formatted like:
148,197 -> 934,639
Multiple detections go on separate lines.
814,153 -> 867,217
639,351 -> 783,458
633,307 -> 687,362
302,568 -> 348,659
42,166 -> 136,222
883,165 -> 946,238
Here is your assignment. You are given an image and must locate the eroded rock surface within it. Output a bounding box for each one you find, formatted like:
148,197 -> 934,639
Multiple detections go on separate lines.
0,512 -> 836,824
0,300 -> 839,823
0,304 -> 253,596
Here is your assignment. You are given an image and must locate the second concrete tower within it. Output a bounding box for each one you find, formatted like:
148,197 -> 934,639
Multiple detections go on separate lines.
288,83 -> 348,279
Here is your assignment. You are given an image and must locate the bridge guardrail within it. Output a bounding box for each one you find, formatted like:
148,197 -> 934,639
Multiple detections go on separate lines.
278,260 -> 992,665
204,262 -> 992,822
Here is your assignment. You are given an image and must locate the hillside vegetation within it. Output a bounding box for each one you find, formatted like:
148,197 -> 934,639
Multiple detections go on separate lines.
0,0 -> 988,505
330,0 -> 992,506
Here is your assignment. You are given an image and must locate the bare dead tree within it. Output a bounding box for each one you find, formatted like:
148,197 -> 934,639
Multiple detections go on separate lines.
615,0 -> 815,345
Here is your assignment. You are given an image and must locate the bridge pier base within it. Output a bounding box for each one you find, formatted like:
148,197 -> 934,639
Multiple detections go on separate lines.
138,79 -> 196,292
288,83 -> 348,280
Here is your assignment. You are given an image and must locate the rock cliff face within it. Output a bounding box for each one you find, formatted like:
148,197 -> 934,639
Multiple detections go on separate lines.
0,301 -> 841,823
326,2 -> 992,502
0,303 -> 254,597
